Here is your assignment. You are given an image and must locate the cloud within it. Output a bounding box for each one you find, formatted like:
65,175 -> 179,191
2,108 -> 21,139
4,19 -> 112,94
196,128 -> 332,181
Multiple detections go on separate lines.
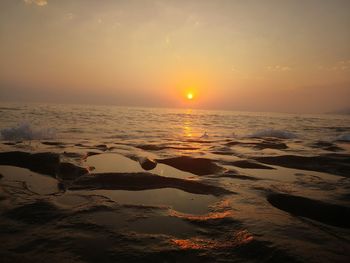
267,65 -> 291,72
320,60 -> 350,72
329,60 -> 350,71
24,0 -> 48,7
64,13 -> 74,20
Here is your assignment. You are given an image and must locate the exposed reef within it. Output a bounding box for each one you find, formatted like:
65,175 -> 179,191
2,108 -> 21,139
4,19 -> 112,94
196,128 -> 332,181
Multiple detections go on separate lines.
255,154 -> 350,177
69,172 -> 232,196
268,193 -> 350,228
156,156 -> 223,176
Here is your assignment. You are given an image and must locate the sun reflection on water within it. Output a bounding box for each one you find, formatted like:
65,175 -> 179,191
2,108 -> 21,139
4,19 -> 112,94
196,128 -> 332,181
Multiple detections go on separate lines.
172,230 -> 253,250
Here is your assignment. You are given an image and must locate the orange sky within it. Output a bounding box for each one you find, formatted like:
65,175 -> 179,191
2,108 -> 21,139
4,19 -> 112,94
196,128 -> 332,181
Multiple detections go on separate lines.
0,0 -> 349,113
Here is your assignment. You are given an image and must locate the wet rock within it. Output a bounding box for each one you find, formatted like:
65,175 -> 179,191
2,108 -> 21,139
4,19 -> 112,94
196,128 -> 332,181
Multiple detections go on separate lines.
62,152 -> 83,158
58,162 -> 89,180
86,151 -> 100,157
0,151 -> 60,176
136,144 -> 165,151
136,144 -> 199,151
69,172 -> 232,196
185,139 -> 214,143
5,200 -> 65,224
254,154 -> 350,177
225,141 -> 240,146
225,140 -> 288,150
268,193 -> 350,228
157,156 -> 223,176
220,170 -> 259,181
94,144 -> 108,151
253,141 -> 288,150
41,141 -> 65,146
0,173 -> 3,179
310,141 -> 344,152
223,160 -> 274,170
138,157 -> 157,170
2,142 -> 16,145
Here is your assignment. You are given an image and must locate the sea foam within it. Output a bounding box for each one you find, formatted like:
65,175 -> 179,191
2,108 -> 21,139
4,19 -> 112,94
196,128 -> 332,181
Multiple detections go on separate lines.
0,123 -> 56,141
248,129 -> 297,139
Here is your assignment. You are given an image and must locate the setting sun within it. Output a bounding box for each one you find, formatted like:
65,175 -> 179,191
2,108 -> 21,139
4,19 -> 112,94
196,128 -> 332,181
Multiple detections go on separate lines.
187,93 -> 193,100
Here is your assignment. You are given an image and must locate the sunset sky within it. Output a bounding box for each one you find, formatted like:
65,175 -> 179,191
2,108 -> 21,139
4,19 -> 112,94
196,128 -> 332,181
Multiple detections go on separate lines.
0,0 -> 349,113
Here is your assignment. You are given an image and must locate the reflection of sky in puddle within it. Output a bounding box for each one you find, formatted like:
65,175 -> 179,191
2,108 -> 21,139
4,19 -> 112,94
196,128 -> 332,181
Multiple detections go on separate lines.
0,165 -> 58,195
86,153 -> 197,179
86,188 -> 217,214
84,153 -> 217,214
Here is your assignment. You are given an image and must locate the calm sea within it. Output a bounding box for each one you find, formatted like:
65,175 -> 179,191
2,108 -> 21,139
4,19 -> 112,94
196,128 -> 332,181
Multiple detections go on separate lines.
1,102 -> 350,262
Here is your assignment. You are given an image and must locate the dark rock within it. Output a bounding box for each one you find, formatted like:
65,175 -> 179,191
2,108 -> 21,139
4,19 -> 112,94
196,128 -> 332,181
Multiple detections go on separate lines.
2,142 -> 16,145
254,154 -> 350,177
254,141 -> 288,150
185,139 -> 214,143
156,156 -> 223,176
0,151 -> 60,176
310,141 -> 344,152
223,160 -> 274,170
41,141 -> 64,146
268,193 -> 350,228
69,172 -> 232,196
58,162 -> 88,180
138,157 -> 157,170
30,153 -> 60,175
94,144 -> 108,151
225,141 -> 241,146
136,144 -> 199,151
136,144 -> 165,151
86,151 -> 100,157
5,200 -> 65,224
62,152 -> 83,158
220,170 -> 259,181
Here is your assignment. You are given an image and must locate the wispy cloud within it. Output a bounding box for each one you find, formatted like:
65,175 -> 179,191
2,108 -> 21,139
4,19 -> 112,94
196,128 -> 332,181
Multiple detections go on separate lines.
267,65 -> 291,72
64,13 -> 74,20
24,0 -> 48,7
318,60 -> 350,72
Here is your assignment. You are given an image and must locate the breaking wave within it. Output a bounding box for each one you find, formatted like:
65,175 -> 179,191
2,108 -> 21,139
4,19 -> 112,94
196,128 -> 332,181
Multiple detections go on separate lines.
0,123 -> 56,141
248,129 -> 297,139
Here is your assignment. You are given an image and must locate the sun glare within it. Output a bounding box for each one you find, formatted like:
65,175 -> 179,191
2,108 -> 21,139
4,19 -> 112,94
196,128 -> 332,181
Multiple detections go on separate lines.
187,93 -> 193,100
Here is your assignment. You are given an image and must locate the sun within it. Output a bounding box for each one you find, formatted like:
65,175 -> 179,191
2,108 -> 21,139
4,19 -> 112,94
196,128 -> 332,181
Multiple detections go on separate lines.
187,93 -> 193,100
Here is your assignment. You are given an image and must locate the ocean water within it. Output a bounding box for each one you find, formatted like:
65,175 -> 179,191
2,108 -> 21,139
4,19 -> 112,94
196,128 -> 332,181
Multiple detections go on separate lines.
0,102 -> 350,262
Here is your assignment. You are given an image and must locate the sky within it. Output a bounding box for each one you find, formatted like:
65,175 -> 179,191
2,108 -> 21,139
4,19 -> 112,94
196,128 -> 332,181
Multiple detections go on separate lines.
0,0 -> 349,113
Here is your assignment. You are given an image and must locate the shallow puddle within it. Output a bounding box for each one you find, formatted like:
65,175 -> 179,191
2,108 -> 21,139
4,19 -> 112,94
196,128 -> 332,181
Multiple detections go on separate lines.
0,165 -> 59,195
82,188 -> 217,214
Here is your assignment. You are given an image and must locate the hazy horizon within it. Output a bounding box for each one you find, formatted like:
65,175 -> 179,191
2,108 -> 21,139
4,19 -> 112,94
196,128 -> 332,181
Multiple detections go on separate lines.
1,0 -> 349,113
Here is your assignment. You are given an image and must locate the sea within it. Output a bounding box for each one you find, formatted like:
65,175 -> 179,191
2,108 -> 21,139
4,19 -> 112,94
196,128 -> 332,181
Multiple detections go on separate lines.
0,102 -> 350,262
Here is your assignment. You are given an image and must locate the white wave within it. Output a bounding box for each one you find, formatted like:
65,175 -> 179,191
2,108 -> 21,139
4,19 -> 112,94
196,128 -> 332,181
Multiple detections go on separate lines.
0,123 -> 56,141
336,134 -> 350,142
248,129 -> 297,139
